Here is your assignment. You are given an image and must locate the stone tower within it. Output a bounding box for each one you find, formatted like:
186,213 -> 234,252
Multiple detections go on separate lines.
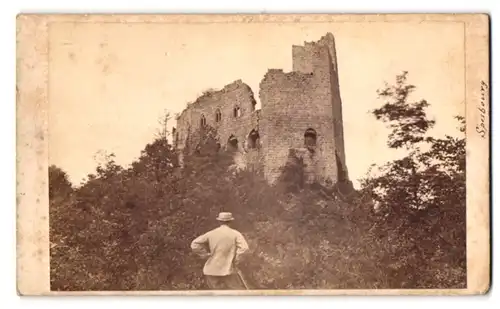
173,32 -> 349,187
259,33 -> 348,185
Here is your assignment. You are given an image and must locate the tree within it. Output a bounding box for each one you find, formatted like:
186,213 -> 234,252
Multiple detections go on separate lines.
155,109 -> 172,141
364,71 -> 465,212
373,71 -> 435,150
360,71 -> 466,288
49,165 -> 73,200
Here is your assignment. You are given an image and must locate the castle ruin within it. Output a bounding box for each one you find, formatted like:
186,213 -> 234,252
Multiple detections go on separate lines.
173,33 -> 349,187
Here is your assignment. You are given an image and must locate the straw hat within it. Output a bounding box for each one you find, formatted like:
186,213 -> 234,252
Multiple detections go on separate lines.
216,212 -> 234,222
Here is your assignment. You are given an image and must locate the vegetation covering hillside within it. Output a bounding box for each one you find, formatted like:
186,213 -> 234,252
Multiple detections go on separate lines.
50,72 -> 466,290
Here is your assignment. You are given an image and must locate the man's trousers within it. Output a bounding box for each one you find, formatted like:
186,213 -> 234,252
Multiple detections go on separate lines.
205,273 -> 247,290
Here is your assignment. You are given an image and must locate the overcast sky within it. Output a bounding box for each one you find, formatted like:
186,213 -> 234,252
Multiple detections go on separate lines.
48,21 -> 465,188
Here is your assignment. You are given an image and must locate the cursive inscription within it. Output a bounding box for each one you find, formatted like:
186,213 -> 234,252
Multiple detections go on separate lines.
476,81 -> 488,138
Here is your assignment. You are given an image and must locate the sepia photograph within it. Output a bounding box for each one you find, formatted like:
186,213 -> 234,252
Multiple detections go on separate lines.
16,13 -> 490,295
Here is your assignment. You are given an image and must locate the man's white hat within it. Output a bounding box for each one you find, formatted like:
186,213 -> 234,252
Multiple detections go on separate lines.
216,212 -> 234,222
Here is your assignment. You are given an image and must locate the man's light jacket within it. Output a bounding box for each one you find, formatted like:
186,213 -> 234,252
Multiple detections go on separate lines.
191,225 -> 249,276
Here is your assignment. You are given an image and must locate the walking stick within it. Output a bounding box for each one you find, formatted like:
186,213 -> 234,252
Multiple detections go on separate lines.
233,238 -> 250,290
236,268 -> 250,290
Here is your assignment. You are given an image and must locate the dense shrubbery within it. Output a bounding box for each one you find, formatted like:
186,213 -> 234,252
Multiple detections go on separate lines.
50,72 -> 465,290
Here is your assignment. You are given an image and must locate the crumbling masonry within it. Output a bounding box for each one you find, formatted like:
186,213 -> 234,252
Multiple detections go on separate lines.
173,33 -> 350,187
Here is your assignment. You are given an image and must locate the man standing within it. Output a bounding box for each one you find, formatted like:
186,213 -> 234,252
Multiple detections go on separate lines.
190,212 -> 249,290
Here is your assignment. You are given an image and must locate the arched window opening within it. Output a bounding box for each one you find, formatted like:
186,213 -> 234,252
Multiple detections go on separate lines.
200,114 -> 207,127
215,109 -> 222,123
233,107 -> 241,118
228,135 -> 239,150
304,128 -> 317,150
247,129 -> 260,149
172,127 -> 177,144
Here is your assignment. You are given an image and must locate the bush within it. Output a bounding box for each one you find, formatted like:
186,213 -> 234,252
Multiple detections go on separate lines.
50,72 -> 465,290
50,124 -> 464,290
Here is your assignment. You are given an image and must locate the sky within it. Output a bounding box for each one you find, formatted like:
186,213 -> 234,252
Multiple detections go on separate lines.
48,21 -> 465,188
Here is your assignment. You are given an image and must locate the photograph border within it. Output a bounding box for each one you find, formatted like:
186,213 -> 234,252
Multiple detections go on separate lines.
16,13 -> 490,296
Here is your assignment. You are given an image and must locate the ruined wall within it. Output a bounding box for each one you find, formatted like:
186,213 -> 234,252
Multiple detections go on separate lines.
320,33 -> 348,179
259,70 -> 315,183
174,80 -> 262,168
292,43 -> 314,74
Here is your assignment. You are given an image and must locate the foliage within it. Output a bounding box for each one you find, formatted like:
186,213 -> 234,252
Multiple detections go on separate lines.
155,110 -> 172,141
373,71 -> 436,150
49,165 -> 73,200
49,135 -> 385,290
50,71 -> 466,291
360,71 -> 466,288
